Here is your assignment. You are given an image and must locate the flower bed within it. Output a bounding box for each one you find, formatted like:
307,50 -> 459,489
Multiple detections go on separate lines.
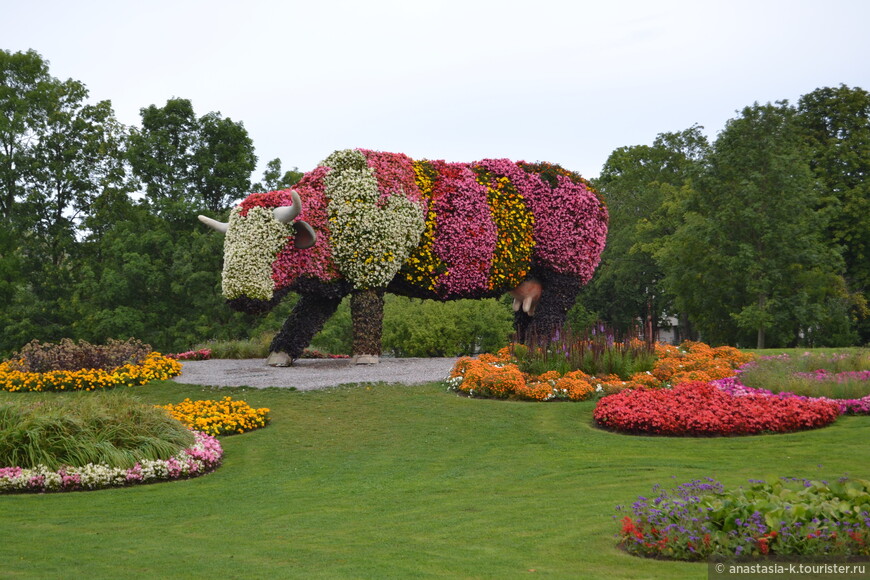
0,431 -> 222,494
617,476 -> 870,560
594,381 -> 841,436
158,397 -> 271,436
0,352 -> 182,392
446,340 -> 754,402
446,350 -> 611,401
714,376 -> 870,416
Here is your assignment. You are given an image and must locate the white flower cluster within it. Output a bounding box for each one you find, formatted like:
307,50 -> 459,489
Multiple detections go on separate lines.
321,149 -> 425,289
444,374 -> 464,391
221,206 -> 291,301
0,432 -> 222,494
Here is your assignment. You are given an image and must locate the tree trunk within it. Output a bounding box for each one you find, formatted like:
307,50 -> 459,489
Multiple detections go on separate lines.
756,294 -> 767,349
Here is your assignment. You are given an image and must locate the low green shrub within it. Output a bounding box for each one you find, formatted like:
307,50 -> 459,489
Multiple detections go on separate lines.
196,334 -> 273,359
0,393 -> 195,470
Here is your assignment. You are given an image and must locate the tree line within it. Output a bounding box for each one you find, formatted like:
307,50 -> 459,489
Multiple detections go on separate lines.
1,48 -> 867,356
583,91 -> 870,348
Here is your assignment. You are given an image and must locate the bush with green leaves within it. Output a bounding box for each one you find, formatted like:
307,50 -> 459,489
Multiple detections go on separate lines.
10,338 -> 151,373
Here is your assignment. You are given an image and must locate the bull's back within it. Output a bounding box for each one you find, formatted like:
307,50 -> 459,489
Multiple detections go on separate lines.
293,150 -> 608,299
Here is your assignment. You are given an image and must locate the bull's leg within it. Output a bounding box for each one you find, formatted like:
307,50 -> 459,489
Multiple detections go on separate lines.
515,271 -> 583,343
268,293 -> 342,366
350,288 -> 384,364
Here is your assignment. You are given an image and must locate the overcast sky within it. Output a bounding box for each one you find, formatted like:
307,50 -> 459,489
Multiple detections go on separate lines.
4,0 -> 870,181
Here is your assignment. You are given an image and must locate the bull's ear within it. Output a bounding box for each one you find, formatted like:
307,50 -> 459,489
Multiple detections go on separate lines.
293,220 -> 317,249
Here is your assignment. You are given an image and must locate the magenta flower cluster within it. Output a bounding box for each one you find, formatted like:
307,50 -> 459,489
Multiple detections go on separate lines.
712,376 -> 870,415
526,174 -> 608,282
430,160 -> 498,295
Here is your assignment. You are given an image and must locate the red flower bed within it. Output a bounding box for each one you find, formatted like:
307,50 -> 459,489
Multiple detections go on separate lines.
593,381 -> 840,436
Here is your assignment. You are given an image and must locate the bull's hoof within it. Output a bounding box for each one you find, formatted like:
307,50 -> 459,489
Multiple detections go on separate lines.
351,354 -> 379,365
267,351 -> 293,367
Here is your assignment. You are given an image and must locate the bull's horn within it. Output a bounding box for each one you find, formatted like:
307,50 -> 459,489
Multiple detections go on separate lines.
198,215 -> 229,234
273,190 -> 303,224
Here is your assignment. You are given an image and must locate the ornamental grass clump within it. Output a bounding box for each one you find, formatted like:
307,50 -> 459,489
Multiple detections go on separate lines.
617,477 -> 870,560
510,327 -> 657,379
0,392 -> 195,471
738,350 -> 870,401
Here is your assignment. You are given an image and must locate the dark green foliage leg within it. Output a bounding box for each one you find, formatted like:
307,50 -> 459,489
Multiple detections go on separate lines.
518,271 -> 583,343
351,289 -> 384,363
270,293 -> 342,363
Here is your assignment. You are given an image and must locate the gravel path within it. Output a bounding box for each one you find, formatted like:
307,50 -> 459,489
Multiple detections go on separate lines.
174,357 -> 460,390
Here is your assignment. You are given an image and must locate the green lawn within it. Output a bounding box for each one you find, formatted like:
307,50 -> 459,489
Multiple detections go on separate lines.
2,380 -> 869,579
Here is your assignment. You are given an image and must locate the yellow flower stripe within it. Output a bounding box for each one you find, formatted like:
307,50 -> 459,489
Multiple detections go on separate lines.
400,160 -> 446,291
158,397 -> 270,436
473,169 -> 535,290
0,353 -> 182,393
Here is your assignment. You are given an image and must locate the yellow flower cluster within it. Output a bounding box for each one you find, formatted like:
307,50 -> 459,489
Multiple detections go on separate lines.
158,397 -> 270,436
474,171 -> 535,290
401,160 -> 446,291
0,353 -> 182,392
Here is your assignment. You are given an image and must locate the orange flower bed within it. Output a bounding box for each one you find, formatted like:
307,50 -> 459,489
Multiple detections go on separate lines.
446,341 -> 754,402
642,341 -> 754,386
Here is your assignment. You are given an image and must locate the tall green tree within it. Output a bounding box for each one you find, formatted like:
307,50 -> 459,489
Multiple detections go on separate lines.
0,50 -> 134,354
586,126 -> 709,340
797,85 -> 870,342
251,158 -> 303,192
657,102 -> 847,348
0,49 -> 51,222
127,98 -> 256,221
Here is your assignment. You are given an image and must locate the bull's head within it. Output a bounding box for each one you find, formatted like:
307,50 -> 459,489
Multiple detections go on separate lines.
198,190 -> 316,313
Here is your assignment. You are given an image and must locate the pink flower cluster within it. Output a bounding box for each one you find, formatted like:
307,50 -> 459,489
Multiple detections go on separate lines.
529,175 -> 608,283
430,160 -> 498,295
360,149 -> 424,205
167,349 -> 212,361
244,174 -> 341,289
713,376 -> 870,415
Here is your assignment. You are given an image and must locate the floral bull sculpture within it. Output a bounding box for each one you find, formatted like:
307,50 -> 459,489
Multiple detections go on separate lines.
199,149 -> 608,365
